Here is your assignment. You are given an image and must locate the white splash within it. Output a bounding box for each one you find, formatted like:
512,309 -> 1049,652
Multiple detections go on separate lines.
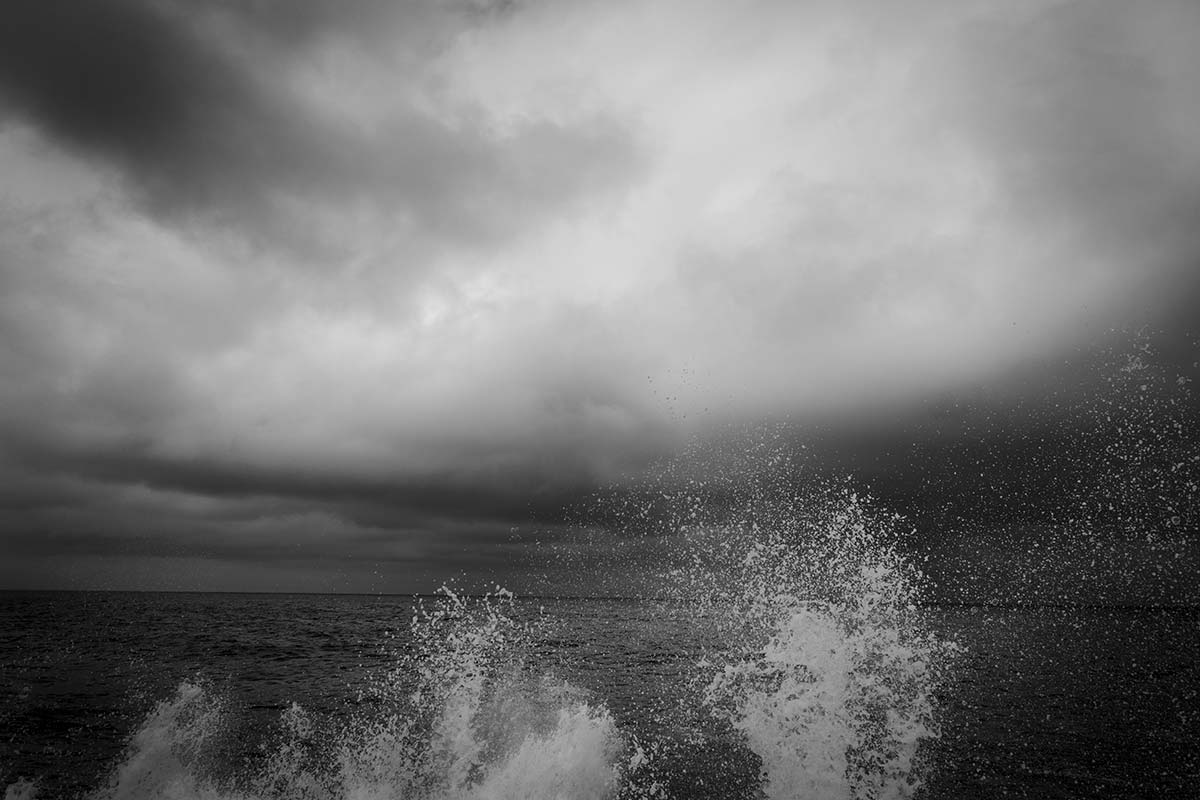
2,589 -> 631,800
649,467 -> 953,800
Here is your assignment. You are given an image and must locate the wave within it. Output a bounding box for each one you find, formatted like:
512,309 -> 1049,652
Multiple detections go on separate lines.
653,475 -> 953,800
5,463 -> 952,800
8,590 -> 626,800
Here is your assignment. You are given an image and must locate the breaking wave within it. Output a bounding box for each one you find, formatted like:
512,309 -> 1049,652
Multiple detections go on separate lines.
619,444 -> 954,799
5,452 -> 952,800
63,589 -> 628,800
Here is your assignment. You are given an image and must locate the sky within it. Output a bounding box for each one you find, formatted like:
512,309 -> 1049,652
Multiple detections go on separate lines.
1,0 -> 1198,597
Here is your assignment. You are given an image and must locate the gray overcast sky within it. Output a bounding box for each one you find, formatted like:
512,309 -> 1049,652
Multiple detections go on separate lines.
1,0 -> 1198,594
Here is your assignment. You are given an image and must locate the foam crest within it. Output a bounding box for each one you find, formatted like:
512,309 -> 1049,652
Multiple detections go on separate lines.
705,584 -> 941,800
3,448 -> 956,800
96,681 -> 228,800
627,444 -> 953,799
3,779 -> 38,800
337,588 -> 628,800
468,705 -> 623,800
3,589 -> 629,800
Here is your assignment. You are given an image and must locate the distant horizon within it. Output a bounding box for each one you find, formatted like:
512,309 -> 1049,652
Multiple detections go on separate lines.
5,587 -> 1198,611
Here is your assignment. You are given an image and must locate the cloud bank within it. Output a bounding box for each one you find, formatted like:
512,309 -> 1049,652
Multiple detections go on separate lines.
1,0 -> 1198,589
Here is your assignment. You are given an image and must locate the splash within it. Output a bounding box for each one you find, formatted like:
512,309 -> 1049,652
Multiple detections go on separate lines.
336,588 -> 627,800
699,551 -> 945,800
901,330 -> 1200,606
606,438 -> 954,799
8,589 -> 630,800
4,447 -> 954,800
94,681 -> 228,800
3,780 -> 38,800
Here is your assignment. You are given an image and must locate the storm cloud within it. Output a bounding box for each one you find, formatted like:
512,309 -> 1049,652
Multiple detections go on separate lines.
1,0 -> 1198,591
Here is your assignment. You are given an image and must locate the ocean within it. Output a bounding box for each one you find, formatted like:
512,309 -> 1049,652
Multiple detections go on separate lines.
2,590 -> 1197,799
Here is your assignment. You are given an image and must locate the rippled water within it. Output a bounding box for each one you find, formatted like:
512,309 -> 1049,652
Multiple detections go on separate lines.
2,591 -> 1196,799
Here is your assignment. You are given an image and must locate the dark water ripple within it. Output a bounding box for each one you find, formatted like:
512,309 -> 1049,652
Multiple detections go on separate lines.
1,591 -> 1197,799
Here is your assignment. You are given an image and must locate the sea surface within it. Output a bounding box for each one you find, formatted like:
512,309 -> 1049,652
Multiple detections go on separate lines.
1,591 -> 1197,799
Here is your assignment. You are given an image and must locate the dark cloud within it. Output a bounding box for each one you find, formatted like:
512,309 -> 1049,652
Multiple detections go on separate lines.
0,1 -> 240,162
1,0 -> 1199,594
1,434 -> 593,527
0,0 -> 643,256
0,444 -> 580,592
191,0 -> 415,48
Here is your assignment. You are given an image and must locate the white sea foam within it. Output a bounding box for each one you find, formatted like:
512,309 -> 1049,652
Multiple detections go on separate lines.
704,580 -> 942,800
332,588 -> 628,800
635,446 -> 954,800
4,457 -> 954,800
3,779 -> 38,800
1,590 -> 629,800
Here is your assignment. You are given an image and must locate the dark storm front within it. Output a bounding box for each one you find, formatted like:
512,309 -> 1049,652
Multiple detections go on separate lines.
1,592 -> 1197,799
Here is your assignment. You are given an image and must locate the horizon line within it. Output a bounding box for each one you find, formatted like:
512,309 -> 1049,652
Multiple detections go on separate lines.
1,587 -> 1196,610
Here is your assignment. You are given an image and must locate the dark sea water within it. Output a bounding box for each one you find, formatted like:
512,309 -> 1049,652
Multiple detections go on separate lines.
1,591 -> 1197,799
